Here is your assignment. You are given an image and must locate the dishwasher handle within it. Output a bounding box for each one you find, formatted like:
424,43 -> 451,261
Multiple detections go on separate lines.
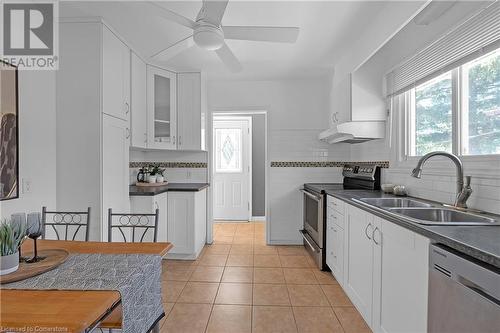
300,189 -> 322,202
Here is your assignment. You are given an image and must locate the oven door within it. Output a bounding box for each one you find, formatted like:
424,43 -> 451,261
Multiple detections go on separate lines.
300,189 -> 323,249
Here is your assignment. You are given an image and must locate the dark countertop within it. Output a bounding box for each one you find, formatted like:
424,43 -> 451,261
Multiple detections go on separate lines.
324,189 -> 500,269
129,183 -> 209,196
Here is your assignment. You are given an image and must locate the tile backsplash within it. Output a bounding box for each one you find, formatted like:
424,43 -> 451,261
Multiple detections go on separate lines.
130,161 -> 207,168
129,150 -> 208,184
270,161 -> 389,168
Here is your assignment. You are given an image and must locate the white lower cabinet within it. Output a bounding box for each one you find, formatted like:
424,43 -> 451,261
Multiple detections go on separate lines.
331,202 -> 429,333
129,192 -> 168,243
344,204 -> 376,324
130,189 -> 207,259
168,190 -> 207,258
326,196 -> 345,285
372,216 -> 429,333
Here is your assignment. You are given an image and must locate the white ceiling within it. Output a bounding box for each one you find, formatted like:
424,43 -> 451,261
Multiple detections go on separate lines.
60,1 -> 399,80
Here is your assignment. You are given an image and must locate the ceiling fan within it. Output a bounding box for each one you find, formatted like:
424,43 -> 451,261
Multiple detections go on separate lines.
149,0 -> 300,72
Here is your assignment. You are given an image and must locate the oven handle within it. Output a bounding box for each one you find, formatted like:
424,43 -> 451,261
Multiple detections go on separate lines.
300,189 -> 322,201
299,229 -> 320,253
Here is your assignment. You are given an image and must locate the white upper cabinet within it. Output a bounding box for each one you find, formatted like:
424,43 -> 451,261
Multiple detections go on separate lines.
102,26 -> 130,122
177,72 -> 206,150
130,52 -> 148,148
147,65 -> 177,150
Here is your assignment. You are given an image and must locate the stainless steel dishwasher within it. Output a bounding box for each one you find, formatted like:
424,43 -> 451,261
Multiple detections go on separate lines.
428,244 -> 500,333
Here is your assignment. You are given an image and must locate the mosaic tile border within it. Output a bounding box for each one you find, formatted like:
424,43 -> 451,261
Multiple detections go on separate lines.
130,162 -> 207,168
270,161 -> 390,168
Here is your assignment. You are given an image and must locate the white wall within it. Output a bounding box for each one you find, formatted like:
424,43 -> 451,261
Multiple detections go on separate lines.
0,71 -> 57,219
208,78 -> 350,244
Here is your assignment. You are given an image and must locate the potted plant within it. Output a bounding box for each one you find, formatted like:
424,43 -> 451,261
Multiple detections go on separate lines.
153,166 -> 166,183
147,164 -> 157,183
0,220 -> 26,275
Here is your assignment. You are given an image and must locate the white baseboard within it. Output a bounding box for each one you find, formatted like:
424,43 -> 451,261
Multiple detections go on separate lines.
252,216 -> 266,222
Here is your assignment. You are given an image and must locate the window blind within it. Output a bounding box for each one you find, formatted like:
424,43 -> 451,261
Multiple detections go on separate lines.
386,1 -> 500,97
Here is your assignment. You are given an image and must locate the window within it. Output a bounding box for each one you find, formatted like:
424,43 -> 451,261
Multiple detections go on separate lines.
407,48 -> 500,157
461,50 -> 500,155
215,128 -> 242,173
411,72 -> 453,156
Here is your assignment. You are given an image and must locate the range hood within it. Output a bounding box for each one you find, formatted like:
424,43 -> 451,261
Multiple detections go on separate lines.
318,121 -> 385,144
321,71 -> 387,144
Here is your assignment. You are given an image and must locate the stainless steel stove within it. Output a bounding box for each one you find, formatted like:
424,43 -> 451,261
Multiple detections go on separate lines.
300,164 -> 381,270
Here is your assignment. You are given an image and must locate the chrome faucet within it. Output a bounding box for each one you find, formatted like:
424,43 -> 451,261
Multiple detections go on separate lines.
411,151 -> 473,209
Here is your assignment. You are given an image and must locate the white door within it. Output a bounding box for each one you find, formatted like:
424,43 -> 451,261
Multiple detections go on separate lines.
213,118 -> 251,220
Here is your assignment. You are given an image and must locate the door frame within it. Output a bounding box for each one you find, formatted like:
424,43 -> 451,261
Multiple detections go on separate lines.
206,110 -> 269,244
212,115 -> 253,221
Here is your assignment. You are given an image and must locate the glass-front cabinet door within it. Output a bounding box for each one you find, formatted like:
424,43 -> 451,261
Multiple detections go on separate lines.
147,66 -> 177,149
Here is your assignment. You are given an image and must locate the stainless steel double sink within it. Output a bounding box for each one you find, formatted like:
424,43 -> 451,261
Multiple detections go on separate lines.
353,197 -> 499,226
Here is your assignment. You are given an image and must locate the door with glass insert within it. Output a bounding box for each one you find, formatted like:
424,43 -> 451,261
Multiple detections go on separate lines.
213,118 -> 251,220
147,66 -> 177,149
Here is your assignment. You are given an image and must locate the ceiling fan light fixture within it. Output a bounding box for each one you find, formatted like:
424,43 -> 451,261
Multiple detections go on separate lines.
194,25 -> 224,50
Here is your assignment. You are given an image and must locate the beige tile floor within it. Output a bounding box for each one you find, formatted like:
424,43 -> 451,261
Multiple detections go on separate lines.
159,222 -> 371,333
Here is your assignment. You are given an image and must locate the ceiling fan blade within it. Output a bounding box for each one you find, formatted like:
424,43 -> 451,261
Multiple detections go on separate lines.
197,0 -> 229,26
148,1 -> 196,29
223,26 -> 300,43
151,35 -> 195,61
215,43 -> 242,72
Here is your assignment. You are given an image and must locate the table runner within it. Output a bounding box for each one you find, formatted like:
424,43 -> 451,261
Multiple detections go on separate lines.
2,253 -> 164,333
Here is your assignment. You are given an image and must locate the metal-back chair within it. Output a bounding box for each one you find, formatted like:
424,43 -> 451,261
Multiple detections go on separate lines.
107,208 -> 159,243
42,206 -> 91,241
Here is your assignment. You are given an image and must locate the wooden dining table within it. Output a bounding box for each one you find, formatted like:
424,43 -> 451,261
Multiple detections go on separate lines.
0,239 -> 173,333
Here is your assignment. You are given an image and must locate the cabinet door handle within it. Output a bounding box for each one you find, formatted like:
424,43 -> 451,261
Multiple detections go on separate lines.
364,223 -> 373,240
155,201 -> 159,210
173,136 -> 176,145
124,102 -> 130,114
126,128 -> 130,139
372,227 -> 381,245
179,136 -> 182,146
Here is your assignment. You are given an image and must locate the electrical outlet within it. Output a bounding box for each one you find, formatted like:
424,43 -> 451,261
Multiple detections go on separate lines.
22,178 -> 32,194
